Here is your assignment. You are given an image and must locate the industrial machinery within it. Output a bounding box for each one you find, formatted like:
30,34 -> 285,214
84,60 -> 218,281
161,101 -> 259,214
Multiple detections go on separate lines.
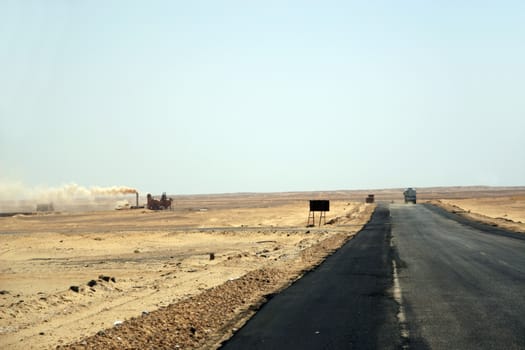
147,192 -> 173,210
404,188 -> 417,204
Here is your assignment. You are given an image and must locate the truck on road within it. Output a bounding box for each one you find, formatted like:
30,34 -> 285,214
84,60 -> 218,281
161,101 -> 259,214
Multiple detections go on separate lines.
404,188 -> 417,204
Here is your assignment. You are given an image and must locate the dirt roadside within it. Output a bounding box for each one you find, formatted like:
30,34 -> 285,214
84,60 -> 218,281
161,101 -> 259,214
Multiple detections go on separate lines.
427,197 -> 525,234
0,200 -> 375,349
60,231 -> 360,350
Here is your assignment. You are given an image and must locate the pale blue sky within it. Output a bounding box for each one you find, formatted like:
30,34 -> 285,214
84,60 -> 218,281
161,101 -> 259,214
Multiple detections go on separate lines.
1,1 -> 524,195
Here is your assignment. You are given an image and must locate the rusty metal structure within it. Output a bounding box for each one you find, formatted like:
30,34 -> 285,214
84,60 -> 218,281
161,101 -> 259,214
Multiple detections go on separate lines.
365,194 -> 375,203
146,192 -> 173,210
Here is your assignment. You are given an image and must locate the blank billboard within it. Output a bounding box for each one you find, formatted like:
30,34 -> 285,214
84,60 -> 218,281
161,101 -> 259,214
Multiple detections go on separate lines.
310,200 -> 330,212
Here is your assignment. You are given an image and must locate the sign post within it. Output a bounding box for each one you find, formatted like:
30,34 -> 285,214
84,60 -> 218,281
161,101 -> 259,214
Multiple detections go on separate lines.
307,200 -> 330,227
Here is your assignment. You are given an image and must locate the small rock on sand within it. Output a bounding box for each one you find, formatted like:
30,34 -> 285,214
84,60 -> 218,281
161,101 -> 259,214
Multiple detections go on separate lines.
99,275 -> 111,282
87,280 -> 97,287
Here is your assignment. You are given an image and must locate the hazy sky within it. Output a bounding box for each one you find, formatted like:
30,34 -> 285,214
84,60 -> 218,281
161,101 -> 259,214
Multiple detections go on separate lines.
1,1 -> 524,195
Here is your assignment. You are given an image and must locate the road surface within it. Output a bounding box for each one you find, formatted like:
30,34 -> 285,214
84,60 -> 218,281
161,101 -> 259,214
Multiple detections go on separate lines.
221,204 -> 525,349
391,204 -> 525,349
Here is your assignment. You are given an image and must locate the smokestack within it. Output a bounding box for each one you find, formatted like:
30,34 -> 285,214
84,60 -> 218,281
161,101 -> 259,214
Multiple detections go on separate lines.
136,192 -> 139,207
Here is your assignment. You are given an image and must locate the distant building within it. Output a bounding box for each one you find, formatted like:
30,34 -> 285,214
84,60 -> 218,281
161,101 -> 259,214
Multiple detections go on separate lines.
36,203 -> 54,212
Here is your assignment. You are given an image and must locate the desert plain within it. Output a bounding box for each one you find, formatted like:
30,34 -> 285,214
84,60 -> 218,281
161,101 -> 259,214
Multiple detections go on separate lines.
0,187 -> 524,349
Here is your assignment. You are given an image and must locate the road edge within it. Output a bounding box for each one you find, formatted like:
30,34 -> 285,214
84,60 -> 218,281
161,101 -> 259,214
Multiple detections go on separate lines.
423,203 -> 525,241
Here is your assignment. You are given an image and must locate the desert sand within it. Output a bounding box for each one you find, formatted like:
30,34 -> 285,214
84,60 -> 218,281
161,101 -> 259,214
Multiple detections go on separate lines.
0,195 -> 374,349
1,186 -> 524,349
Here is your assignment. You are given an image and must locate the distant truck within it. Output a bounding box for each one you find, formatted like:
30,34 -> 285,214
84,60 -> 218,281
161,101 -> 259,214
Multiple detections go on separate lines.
404,188 -> 417,204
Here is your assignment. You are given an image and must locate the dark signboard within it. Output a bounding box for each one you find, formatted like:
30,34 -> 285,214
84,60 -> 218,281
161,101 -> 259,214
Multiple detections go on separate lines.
310,200 -> 330,212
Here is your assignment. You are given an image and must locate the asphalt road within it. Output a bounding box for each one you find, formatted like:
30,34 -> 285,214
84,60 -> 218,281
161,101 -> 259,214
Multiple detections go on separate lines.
221,204 -> 401,349
391,204 -> 525,349
221,204 -> 525,349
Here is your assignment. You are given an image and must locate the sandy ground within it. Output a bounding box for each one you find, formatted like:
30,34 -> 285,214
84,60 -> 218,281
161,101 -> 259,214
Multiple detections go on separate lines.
0,198 -> 374,349
430,196 -> 525,233
2,186 -> 523,349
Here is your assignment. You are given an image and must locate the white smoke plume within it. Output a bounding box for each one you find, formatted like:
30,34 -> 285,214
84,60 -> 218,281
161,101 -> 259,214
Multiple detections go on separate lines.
0,181 -> 137,211
41,184 -> 137,202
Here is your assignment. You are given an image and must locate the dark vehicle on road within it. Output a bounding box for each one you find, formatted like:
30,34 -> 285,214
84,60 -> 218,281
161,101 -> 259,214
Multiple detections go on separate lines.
404,188 -> 417,203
